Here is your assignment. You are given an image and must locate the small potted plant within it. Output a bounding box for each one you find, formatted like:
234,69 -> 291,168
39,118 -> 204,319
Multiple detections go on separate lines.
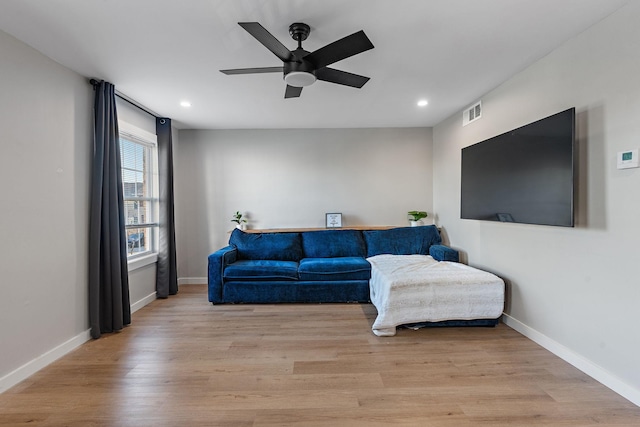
231,211 -> 248,230
408,210 -> 428,227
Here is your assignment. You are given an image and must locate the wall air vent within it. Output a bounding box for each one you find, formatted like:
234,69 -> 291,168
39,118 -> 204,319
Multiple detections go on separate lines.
462,101 -> 482,126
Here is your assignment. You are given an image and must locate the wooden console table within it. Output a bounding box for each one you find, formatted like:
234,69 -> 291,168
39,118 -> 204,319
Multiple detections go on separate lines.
245,226 -> 399,234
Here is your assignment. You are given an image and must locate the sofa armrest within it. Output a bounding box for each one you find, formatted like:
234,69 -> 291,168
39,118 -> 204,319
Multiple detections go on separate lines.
208,245 -> 237,303
429,244 -> 459,262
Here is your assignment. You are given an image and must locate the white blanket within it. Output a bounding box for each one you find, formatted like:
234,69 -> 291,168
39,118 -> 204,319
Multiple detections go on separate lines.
368,255 -> 505,336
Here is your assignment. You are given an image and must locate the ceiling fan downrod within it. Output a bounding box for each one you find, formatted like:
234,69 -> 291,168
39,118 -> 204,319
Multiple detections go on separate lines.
289,22 -> 310,50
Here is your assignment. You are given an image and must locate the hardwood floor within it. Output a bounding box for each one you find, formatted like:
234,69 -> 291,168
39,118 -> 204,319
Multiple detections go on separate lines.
1,284 -> 638,426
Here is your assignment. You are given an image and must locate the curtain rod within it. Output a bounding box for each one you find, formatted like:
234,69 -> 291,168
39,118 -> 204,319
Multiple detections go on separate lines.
90,78 -> 161,119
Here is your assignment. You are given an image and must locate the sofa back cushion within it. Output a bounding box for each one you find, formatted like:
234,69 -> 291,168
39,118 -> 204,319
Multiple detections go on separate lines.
363,225 -> 441,257
229,229 -> 303,261
301,229 -> 366,258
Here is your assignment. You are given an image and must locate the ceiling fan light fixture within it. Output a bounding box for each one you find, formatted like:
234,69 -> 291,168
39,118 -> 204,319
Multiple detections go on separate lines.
284,71 -> 316,87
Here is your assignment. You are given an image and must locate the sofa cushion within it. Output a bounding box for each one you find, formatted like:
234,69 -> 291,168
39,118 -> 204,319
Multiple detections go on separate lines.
363,225 -> 442,257
429,244 -> 459,262
224,260 -> 299,281
301,229 -> 366,258
229,229 -> 303,261
298,257 -> 371,281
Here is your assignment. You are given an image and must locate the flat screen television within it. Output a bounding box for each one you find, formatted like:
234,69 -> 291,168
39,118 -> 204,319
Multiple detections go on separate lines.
460,108 -> 575,227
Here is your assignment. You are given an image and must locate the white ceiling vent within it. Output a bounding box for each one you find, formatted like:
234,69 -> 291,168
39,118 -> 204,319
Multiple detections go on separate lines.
462,101 -> 482,126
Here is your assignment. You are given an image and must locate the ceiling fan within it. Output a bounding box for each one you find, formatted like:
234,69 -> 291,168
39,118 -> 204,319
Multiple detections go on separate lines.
220,22 -> 374,98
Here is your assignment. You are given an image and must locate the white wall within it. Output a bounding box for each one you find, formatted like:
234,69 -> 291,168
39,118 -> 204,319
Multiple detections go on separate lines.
0,30 -> 92,389
174,127 -> 433,281
433,2 -> 640,404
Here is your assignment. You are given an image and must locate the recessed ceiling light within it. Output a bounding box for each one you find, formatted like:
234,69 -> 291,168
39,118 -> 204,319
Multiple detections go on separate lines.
180,101 -> 191,107
417,99 -> 428,107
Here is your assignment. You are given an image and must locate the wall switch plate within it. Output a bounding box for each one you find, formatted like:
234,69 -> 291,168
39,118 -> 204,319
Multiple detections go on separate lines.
617,149 -> 639,169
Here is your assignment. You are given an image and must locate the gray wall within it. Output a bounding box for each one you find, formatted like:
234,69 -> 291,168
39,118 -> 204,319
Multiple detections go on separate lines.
117,98 -> 156,135
0,31 -> 162,391
174,127 -> 433,280
0,30 -> 92,382
433,2 -> 640,402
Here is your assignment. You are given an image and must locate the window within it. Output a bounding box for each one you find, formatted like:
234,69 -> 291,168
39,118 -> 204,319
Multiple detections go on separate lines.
119,121 -> 158,258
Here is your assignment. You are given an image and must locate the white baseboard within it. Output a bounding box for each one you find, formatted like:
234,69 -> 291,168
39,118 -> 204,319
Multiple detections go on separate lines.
131,291 -> 157,313
178,277 -> 207,285
1,293 -> 157,395
502,314 -> 640,407
0,329 -> 91,394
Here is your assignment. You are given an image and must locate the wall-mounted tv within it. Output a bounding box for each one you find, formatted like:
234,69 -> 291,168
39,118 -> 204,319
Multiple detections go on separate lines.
461,108 -> 575,227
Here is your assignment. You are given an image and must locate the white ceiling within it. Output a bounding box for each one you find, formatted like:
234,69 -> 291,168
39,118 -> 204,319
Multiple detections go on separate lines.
0,0 -> 629,129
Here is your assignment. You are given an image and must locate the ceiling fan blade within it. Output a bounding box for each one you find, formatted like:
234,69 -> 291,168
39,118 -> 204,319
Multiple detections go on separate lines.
238,22 -> 293,62
315,67 -> 370,88
220,66 -> 283,75
305,30 -> 374,69
284,85 -> 303,98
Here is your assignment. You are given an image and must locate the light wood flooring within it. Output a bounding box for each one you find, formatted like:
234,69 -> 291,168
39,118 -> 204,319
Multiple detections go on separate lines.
1,284 -> 639,426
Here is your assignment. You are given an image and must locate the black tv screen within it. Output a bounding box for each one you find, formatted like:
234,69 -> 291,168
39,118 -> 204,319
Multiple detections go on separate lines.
461,108 -> 575,227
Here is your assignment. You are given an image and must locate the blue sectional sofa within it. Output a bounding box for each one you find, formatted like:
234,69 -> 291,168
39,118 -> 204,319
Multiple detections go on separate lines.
207,225 -> 459,304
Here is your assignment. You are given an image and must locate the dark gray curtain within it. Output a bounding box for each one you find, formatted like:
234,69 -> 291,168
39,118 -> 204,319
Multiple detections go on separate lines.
156,118 -> 178,298
88,80 -> 131,339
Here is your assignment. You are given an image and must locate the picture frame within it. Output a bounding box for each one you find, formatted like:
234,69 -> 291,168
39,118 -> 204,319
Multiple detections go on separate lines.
325,213 -> 342,228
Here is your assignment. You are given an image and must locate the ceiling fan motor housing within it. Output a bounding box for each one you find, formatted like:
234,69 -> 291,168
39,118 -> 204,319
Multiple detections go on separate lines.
283,48 -> 316,87
283,24 -> 316,87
